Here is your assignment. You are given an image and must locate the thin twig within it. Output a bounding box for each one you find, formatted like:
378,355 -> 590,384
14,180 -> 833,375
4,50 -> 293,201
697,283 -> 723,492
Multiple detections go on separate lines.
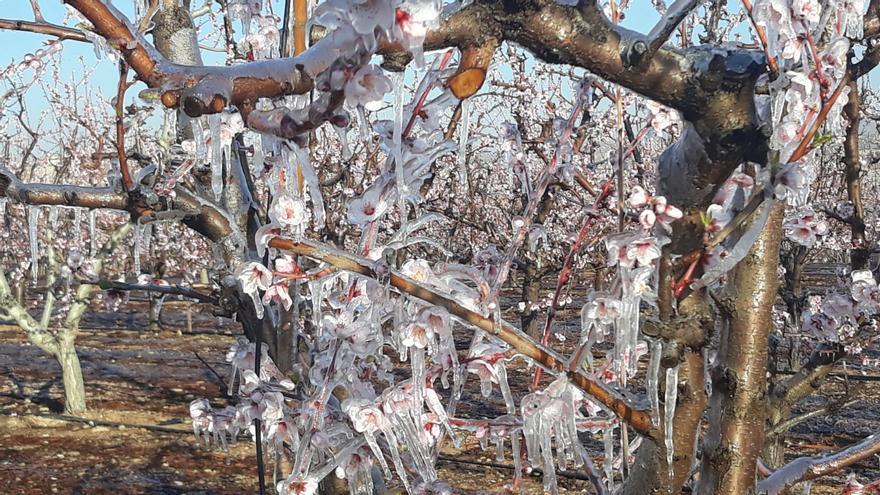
0,18 -> 88,42
90,280 -> 219,305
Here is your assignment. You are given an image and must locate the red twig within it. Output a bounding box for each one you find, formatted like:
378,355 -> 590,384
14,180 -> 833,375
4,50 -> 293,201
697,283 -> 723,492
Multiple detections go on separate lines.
532,179 -> 614,388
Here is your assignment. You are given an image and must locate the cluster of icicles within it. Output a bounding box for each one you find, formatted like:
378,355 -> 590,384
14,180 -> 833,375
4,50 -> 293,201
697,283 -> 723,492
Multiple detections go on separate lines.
1,200 -> 163,283
177,73 -> 683,494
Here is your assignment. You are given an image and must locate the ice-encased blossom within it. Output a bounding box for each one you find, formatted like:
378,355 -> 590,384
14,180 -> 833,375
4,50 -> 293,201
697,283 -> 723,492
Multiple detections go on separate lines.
236,261 -> 272,295
774,163 -> 807,203
584,297 -> 621,324
392,0 -> 442,65
343,398 -> 387,433
783,208 -> 828,247
270,194 -> 309,229
627,185 -> 650,208
345,64 -> 392,111
263,283 -> 293,310
277,477 -> 318,495
347,187 -> 388,225
606,233 -> 662,267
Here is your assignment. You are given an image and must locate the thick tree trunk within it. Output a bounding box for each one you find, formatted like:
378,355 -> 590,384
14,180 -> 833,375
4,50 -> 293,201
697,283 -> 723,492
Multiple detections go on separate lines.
696,203 -> 784,495
56,337 -> 86,414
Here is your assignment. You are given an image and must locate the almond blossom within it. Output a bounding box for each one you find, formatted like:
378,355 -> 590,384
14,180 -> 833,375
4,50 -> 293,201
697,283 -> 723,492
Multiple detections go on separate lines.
236,261 -> 272,296
783,208 -> 828,247
345,64 -> 393,111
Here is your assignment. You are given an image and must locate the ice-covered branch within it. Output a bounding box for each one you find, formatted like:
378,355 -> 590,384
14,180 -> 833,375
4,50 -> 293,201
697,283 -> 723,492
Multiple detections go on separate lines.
92,280 -> 219,305
267,236 -> 656,437
757,434 -> 880,494
623,0 -> 703,67
0,18 -> 88,42
0,165 -> 128,210
0,166 -> 237,257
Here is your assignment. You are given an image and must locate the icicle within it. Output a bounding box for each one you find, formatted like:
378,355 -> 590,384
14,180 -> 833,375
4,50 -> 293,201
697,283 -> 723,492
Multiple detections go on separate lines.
539,421 -> 558,494
133,223 -> 142,275
89,209 -> 98,256
511,430 -> 523,488
252,132 -> 264,172
251,292 -> 264,319
664,365 -> 680,484
648,340 -> 662,427
391,72 -> 408,238
411,346 -> 425,405
294,147 -> 325,228
379,427 -> 411,493
335,125 -> 352,159
192,118 -> 206,163
73,207 -> 82,241
457,98 -> 470,189
495,363 -> 516,414
364,432 -> 391,478
27,206 -> 39,282
603,424 -> 615,491
309,279 -> 323,332
209,114 -> 223,199
48,206 -> 58,230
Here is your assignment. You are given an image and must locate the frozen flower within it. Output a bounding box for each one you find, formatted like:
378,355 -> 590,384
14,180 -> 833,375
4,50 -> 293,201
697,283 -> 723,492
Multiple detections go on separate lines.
774,163 -> 807,203
783,208 -> 828,247
270,194 -> 309,229
645,99 -> 680,134
343,399 -> 387,433
347,187 -> 388,226
584,297 -> 621,324
627,186 -> 651,208
621,237 -> 660,266
274,255 -> 297,274
401,320 -> 435,349
256,222 -> 283,258
263,283 -> 293,310
236,262 -> 272,295
792,0 -> 821,25
652,196 -> 683,230
392,0 -> 441,65
345,64 -> 392,111
277,476 -> 319,495
706,204 -> 733,232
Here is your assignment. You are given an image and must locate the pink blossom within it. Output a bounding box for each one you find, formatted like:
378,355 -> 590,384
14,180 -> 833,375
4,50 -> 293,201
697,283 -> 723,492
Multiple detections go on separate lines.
263,282 -> 293,310
344,399 -> 387,433
783,208 -> 828,247
270,194 -> 309,229
584,297 -> 621,324
774,163 -> 807,202
236,261 -> 272,295
347,187 -> 388,225
345,64 -> 392,111
627,186 -> 650,208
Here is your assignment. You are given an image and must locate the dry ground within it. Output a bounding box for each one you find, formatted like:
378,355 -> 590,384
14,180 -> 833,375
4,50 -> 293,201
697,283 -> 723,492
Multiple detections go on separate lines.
0,301 -> 878,494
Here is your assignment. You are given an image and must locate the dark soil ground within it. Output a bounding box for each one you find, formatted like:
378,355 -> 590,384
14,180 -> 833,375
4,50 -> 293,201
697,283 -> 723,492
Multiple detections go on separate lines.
0,297 -> 878,494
